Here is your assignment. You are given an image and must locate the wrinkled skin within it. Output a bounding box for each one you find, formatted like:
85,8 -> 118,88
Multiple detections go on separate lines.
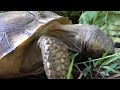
46,23 -> 114,58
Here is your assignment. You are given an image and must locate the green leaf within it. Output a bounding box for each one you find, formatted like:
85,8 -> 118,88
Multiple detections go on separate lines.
108,25 -> 120,31
109,31 -> 120,37
115,64 -> 120,70
79,11 -> 100,25
109,11 -> 120,14
111,37 -> 120,43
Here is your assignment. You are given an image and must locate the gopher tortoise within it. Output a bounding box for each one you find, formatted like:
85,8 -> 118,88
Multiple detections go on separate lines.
0,11 -> 114,79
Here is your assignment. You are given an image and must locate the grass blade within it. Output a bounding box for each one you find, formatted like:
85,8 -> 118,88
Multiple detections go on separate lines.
101,63 -> 120,78
67,53 -> 79,79
102,48 -> 111,58
102,55 -> 120,65
82,62 -> 93,78
82,66 -> 92,77
94,48 -> 111,67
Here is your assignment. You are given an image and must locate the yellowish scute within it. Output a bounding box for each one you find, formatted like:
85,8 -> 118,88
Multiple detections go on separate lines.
0,36 -> 32,74
0,16 -> 71,75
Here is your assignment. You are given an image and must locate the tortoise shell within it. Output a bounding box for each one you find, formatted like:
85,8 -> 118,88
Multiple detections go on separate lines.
0,11 -> 71,59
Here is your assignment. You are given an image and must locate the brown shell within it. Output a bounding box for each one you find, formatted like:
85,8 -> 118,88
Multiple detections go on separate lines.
0,11 -> 71,59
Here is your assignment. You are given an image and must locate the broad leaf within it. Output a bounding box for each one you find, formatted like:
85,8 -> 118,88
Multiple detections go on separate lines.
79,11 -> 120,44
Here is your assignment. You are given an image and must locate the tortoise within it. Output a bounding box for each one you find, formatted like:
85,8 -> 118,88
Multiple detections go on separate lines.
0,11 -> 114,79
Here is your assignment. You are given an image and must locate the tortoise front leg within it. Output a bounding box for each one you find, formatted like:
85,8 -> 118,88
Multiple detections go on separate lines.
37,35 -> 70,79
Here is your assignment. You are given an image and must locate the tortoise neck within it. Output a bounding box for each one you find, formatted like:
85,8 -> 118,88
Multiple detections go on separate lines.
54,24 -> 83,32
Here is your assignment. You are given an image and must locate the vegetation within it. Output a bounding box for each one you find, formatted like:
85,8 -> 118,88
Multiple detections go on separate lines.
54,11 -> 120,79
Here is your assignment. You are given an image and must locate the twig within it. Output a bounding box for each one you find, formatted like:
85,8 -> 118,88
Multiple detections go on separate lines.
106,74 -> 120,79
74,64 -> 83,79
78,73 -> 83,79
74,64 -> 82,72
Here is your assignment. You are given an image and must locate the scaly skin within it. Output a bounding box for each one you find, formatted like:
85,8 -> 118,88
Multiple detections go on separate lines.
38,35 -> 70,79
36,23 -> 114,79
